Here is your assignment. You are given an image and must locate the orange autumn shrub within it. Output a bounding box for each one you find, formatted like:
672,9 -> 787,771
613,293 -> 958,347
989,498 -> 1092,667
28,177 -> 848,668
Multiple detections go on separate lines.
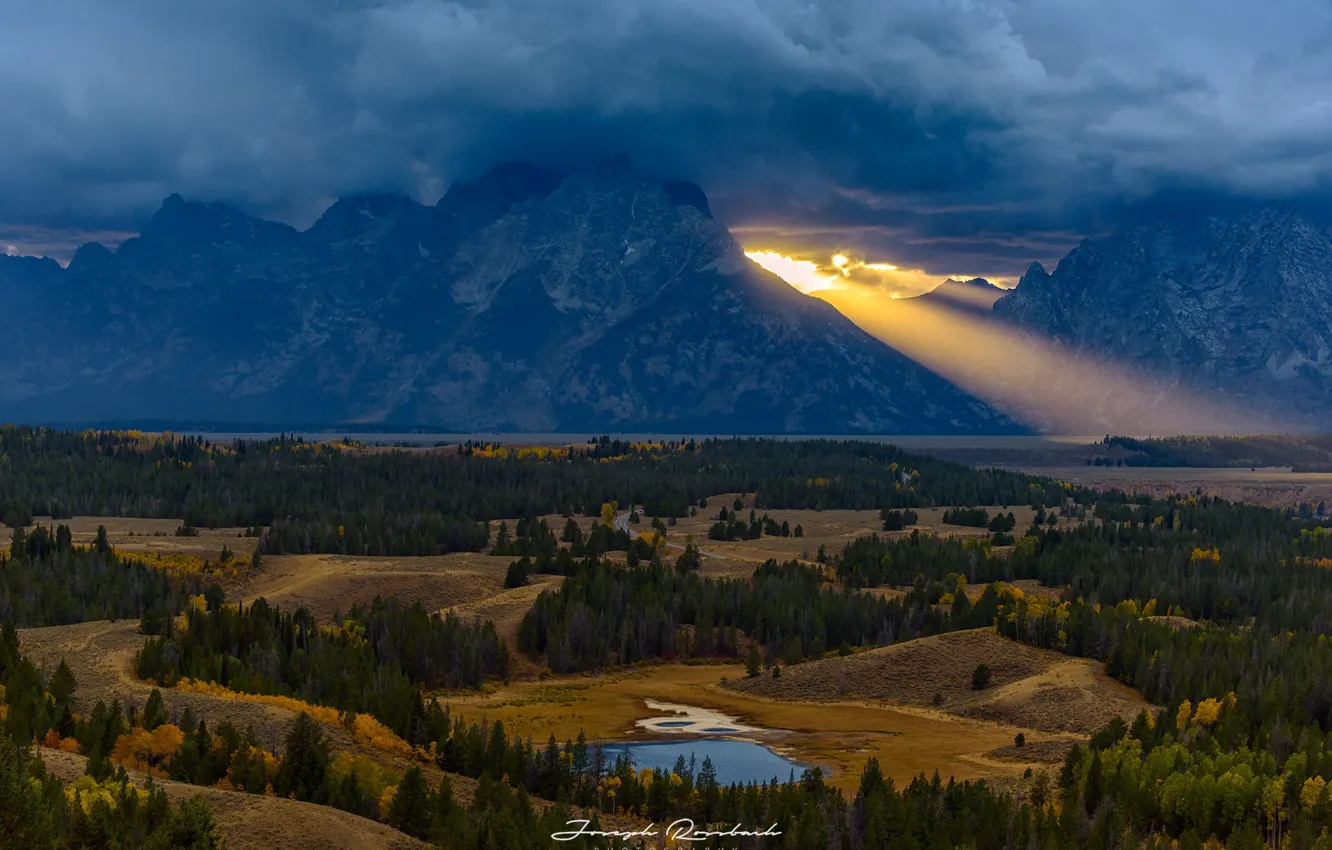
110,724 -> 185,777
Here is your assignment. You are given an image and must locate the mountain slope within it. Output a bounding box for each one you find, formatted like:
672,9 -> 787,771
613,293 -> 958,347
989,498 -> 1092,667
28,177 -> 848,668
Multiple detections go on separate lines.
0,161 -> 1019,434
912,277 -> 1004,314
993,206 -> 1332,426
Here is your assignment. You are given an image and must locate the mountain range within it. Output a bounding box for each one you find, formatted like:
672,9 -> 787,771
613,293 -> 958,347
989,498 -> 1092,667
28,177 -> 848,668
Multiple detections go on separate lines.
4,162 -> 1328,434
991,206 -> 1332,428
0,159 -> 1018,434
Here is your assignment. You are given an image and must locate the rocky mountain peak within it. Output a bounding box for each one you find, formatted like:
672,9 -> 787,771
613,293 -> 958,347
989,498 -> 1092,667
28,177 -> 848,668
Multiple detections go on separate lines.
1019,262 -> 1049,285
661,180 -> 713,219
139,194 -> 296,253
68,242 -> 113,273
436,162 -> 564,237
305,193 -> 432,246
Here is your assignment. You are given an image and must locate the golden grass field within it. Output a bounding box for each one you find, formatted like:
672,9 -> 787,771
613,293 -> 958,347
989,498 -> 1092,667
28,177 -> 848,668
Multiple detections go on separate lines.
435,628 -> 1136,795
235,551 -> 521,620
725,628 -> 1148,737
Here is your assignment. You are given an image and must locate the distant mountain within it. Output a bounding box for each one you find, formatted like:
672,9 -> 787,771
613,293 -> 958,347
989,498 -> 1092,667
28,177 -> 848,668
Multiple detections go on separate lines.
912,277 -> 1005,313
0,159 -> 1021,434
993,205 -> 1332,427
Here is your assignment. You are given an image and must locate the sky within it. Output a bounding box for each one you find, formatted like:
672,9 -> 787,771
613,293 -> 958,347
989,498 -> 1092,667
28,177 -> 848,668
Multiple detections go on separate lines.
7,0 -> 1332,295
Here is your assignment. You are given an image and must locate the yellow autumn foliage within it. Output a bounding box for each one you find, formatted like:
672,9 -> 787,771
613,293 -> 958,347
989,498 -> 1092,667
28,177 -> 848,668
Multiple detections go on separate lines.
1177,700 -> 1193,728
1191,697 -> 1222,726
119,549 -> 254,583
637,530 -> 664,550
996,583 -> 1027,603
173,678 -> 420,761
329,751 -> 398,800
1303,776 -> 1328,810
1190,547 -> 1221,564
379,785 -> 398,819
65,775 -> 148,815
230,743 -> 280,784
468,444 -> 571,461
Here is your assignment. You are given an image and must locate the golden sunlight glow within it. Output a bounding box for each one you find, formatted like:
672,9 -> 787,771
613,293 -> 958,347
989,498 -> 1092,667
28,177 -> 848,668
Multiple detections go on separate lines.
747,249 -> 946,297
745,250 -> 838,293
742,246 -> 1277,431
815,286 -> 1280,434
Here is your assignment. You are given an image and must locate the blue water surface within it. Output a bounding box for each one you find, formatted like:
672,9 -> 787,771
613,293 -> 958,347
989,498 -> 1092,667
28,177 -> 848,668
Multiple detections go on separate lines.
600,739 -> 802,785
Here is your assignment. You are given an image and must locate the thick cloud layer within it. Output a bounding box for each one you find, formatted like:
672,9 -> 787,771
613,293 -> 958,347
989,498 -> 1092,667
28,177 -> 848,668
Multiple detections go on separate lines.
6,0 -> 1332,277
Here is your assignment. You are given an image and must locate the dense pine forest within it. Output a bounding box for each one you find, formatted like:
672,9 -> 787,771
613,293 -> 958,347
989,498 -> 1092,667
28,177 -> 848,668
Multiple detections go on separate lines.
0,524 -> 204,626
517,556 -> 999,671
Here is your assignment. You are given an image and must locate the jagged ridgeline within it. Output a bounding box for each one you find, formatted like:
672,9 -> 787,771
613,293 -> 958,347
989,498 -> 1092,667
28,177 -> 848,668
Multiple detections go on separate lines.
0,161 -> 1021,434
0,426 -> 1083,556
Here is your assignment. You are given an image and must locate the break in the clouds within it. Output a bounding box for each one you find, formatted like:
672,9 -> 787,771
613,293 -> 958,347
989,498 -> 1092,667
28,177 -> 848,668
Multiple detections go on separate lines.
6,0 -> 1332,280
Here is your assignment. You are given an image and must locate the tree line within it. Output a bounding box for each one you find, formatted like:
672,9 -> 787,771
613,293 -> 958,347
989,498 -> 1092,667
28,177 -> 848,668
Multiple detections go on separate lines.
0,426 -> 1088,556
136,595 -> 510,741
0,525 -> 205,628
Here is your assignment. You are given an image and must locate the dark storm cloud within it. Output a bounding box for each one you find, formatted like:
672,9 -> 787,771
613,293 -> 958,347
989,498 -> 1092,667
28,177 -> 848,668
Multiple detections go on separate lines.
6,0 -> 1332,276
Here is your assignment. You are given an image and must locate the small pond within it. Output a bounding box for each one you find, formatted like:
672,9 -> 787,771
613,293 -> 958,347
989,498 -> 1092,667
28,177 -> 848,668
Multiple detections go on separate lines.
599,739 -> 803,786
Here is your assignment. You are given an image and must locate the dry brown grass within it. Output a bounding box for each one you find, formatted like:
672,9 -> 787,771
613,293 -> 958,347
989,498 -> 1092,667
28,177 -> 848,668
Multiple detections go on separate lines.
986,740 -> 1075,764
0,516 -> 257,564
40,748 -> 427,850
234,552 -> 518,620
617,498 -> 1075,567
725,628 -> 1149,737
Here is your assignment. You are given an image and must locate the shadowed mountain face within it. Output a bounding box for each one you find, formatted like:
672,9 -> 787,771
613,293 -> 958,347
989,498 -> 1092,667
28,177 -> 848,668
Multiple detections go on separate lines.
992,206 -> 1332,428
0,161 -> 1020,434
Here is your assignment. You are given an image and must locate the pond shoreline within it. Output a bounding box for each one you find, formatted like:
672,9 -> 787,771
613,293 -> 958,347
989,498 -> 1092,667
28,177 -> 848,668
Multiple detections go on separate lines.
595,699 -> 828,783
